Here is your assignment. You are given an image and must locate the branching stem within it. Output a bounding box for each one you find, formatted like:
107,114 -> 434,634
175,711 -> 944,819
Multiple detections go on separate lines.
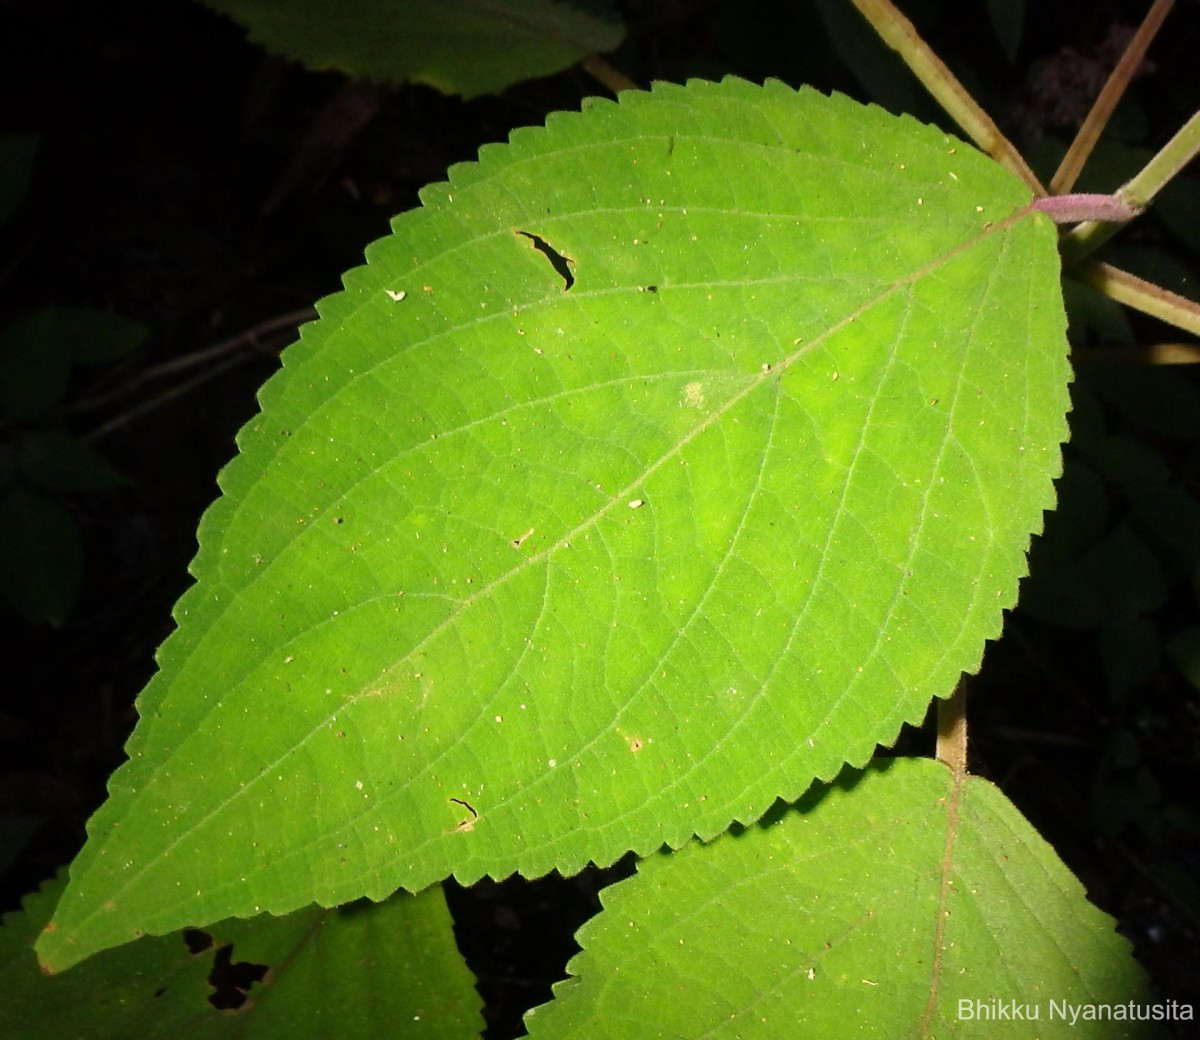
1061,108 -> 1200,266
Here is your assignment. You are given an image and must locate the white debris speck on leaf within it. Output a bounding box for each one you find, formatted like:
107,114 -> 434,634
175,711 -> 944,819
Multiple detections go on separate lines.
628,499 -> 644,509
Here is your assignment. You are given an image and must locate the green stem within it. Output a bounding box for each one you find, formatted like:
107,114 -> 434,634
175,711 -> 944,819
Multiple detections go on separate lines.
1078,262 -> 1200,338
1061,108 -> 1200,265
848,0 -> 1043,193
581,53 -> 639,94
1121,108 -> 1200,207
936,679 -> 968,780
1079,342 -> 1200,364
1050,0 -> 1176,195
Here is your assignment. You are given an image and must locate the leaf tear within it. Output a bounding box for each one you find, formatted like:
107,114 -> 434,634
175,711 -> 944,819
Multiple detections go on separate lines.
449,797 -> 479,833
516,230 -> 575,290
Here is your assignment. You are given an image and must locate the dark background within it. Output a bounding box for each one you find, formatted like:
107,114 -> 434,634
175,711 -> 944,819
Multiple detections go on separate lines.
2,1 -> 1199,1036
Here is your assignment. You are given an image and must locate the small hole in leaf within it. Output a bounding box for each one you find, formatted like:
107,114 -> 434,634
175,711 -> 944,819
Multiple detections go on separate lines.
516,230 -> 575,290
182,928 -> 214,955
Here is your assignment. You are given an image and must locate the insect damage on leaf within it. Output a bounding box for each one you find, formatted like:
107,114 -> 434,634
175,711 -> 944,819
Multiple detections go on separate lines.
179,929 -> 269,1011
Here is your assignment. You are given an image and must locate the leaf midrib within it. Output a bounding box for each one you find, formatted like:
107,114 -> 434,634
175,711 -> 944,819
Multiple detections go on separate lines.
921,766 -> 966,1035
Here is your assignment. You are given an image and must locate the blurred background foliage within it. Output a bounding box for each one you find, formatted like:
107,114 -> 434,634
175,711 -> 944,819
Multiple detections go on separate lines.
1,0 -> 1197,1035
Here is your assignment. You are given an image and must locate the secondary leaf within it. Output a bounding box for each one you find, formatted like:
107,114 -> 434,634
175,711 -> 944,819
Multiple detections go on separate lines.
38,78 -> 1070,971
0,306 -> 147,417
5,876 -> 480,1038
200,0 -> 625,98
524,758 -> 1167,1039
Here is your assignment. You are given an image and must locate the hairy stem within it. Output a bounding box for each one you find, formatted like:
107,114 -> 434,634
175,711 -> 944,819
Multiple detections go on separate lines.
1033,193 -> 1140,224
848,0 -> 1043,192
1051,0 -> 1175,194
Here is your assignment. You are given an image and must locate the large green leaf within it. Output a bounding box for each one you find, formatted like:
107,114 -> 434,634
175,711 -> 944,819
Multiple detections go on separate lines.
201,0 -> 624,97
5,877 -> 480,1038
524,758 -> 1166,1039
37,78 -> 1070,971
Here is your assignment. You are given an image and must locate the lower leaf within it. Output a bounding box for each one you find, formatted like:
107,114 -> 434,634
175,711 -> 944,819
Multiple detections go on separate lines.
2,877 -> 480,1039
525,757 -> 1169,1039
